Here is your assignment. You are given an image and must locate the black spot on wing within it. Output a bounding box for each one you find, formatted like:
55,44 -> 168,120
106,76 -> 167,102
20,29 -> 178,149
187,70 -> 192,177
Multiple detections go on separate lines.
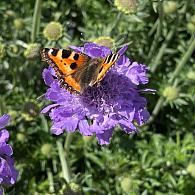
51,48 -> 58,56
73,53 -> 79,60
70,62 -> 77,70
62,49 -> 71,58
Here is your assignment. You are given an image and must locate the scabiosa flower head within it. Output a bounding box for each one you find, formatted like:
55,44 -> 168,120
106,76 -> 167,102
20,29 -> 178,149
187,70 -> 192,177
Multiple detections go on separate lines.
42,43 -> 152,145
0,114 -> 18,193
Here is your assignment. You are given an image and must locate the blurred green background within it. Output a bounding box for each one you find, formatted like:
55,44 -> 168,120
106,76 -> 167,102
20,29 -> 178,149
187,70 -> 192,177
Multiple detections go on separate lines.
0,0 -> 195,194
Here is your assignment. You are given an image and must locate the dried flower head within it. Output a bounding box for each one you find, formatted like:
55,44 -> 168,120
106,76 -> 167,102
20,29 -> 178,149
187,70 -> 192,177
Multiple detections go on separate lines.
42,43 -> 152,145
43,21 -> 63,41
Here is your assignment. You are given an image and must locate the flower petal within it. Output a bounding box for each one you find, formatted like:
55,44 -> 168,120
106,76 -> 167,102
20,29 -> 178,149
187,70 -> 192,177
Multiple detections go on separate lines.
126,62 -> 149,85
118,44 -> 128,55
0,143 -> 13,156
42,68 -> 55,86
0,115 -> 10,130
84,42 -> 111,58
78,120 -> 93,136
0,130 -> 9,143
119,119 -> 137,133
41,104 -> 59,114
96,129 -> 113,145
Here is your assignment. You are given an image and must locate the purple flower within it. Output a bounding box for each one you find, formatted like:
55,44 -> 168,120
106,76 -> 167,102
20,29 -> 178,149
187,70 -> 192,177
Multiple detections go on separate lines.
42,43 -> 152,145
0,114 -> 18,193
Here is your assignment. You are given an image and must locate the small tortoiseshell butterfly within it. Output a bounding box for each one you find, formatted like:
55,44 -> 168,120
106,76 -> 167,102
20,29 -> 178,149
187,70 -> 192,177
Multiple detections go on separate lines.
40,48 -> 120,94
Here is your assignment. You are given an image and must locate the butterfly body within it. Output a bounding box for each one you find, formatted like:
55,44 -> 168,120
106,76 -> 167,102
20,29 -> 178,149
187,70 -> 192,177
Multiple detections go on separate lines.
41,48 -> 120,94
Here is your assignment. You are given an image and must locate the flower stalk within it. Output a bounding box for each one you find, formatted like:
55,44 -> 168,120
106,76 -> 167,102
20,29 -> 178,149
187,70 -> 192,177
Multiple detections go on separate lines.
47,168 -> 54,193
64,133 -> 73,157
57,139 -> 71,183
148,0 -> 163,61
150,27 -> 175,73
31,0 -> 42,42
169,37 -> 195,83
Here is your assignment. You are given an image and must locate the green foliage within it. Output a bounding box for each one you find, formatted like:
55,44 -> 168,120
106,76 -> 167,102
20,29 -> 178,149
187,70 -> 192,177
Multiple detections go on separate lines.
0,0 -> 195,194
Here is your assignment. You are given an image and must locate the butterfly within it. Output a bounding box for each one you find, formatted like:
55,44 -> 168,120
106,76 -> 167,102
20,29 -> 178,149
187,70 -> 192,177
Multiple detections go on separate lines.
40,48 -> 120,95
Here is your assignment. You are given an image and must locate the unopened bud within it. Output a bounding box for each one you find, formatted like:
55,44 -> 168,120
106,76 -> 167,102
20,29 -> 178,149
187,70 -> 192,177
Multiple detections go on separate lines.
163,86 -> 179,101
163,1 -> 178,15
43,21 -> 63,41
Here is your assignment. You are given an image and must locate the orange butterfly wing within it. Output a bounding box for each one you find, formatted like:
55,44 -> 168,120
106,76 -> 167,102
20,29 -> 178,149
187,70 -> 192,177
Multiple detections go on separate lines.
41,48 -> 89,94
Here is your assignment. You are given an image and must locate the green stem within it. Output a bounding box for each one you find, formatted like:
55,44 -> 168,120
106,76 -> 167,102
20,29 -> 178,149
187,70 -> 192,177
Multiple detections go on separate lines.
148,97 -> 164,124
47,168 -> 55,193
57,139 -> 71,183
150,27 -> 175,73
64,133 -> 73,157
169,37 -> 195,83
31,0 -> 42,42
147,0 -> 163,61
148,18 -> 158,36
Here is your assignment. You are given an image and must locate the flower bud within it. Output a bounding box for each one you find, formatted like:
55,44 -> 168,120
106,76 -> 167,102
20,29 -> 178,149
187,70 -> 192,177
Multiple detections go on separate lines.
120,177 -> 132,193
16,133 -> 26,143
24,43 -> 41,59
43,21 -> 63,41
163,86 -> 179,101
14,18 -> 25,30
9,44 -> 19,54
187,71 -> 195,80
5,10 -> 16,17
0,43 -> 5,58
115,0 -> 138,14
69,183 -> 82,194
187,163 -> 195,178
187,23 -> 195,33
83,136 -> 93,144
41,143 -> 53,158
163,1 -> 178,15
93,36 -> 115,48
187,15 -> 195,33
